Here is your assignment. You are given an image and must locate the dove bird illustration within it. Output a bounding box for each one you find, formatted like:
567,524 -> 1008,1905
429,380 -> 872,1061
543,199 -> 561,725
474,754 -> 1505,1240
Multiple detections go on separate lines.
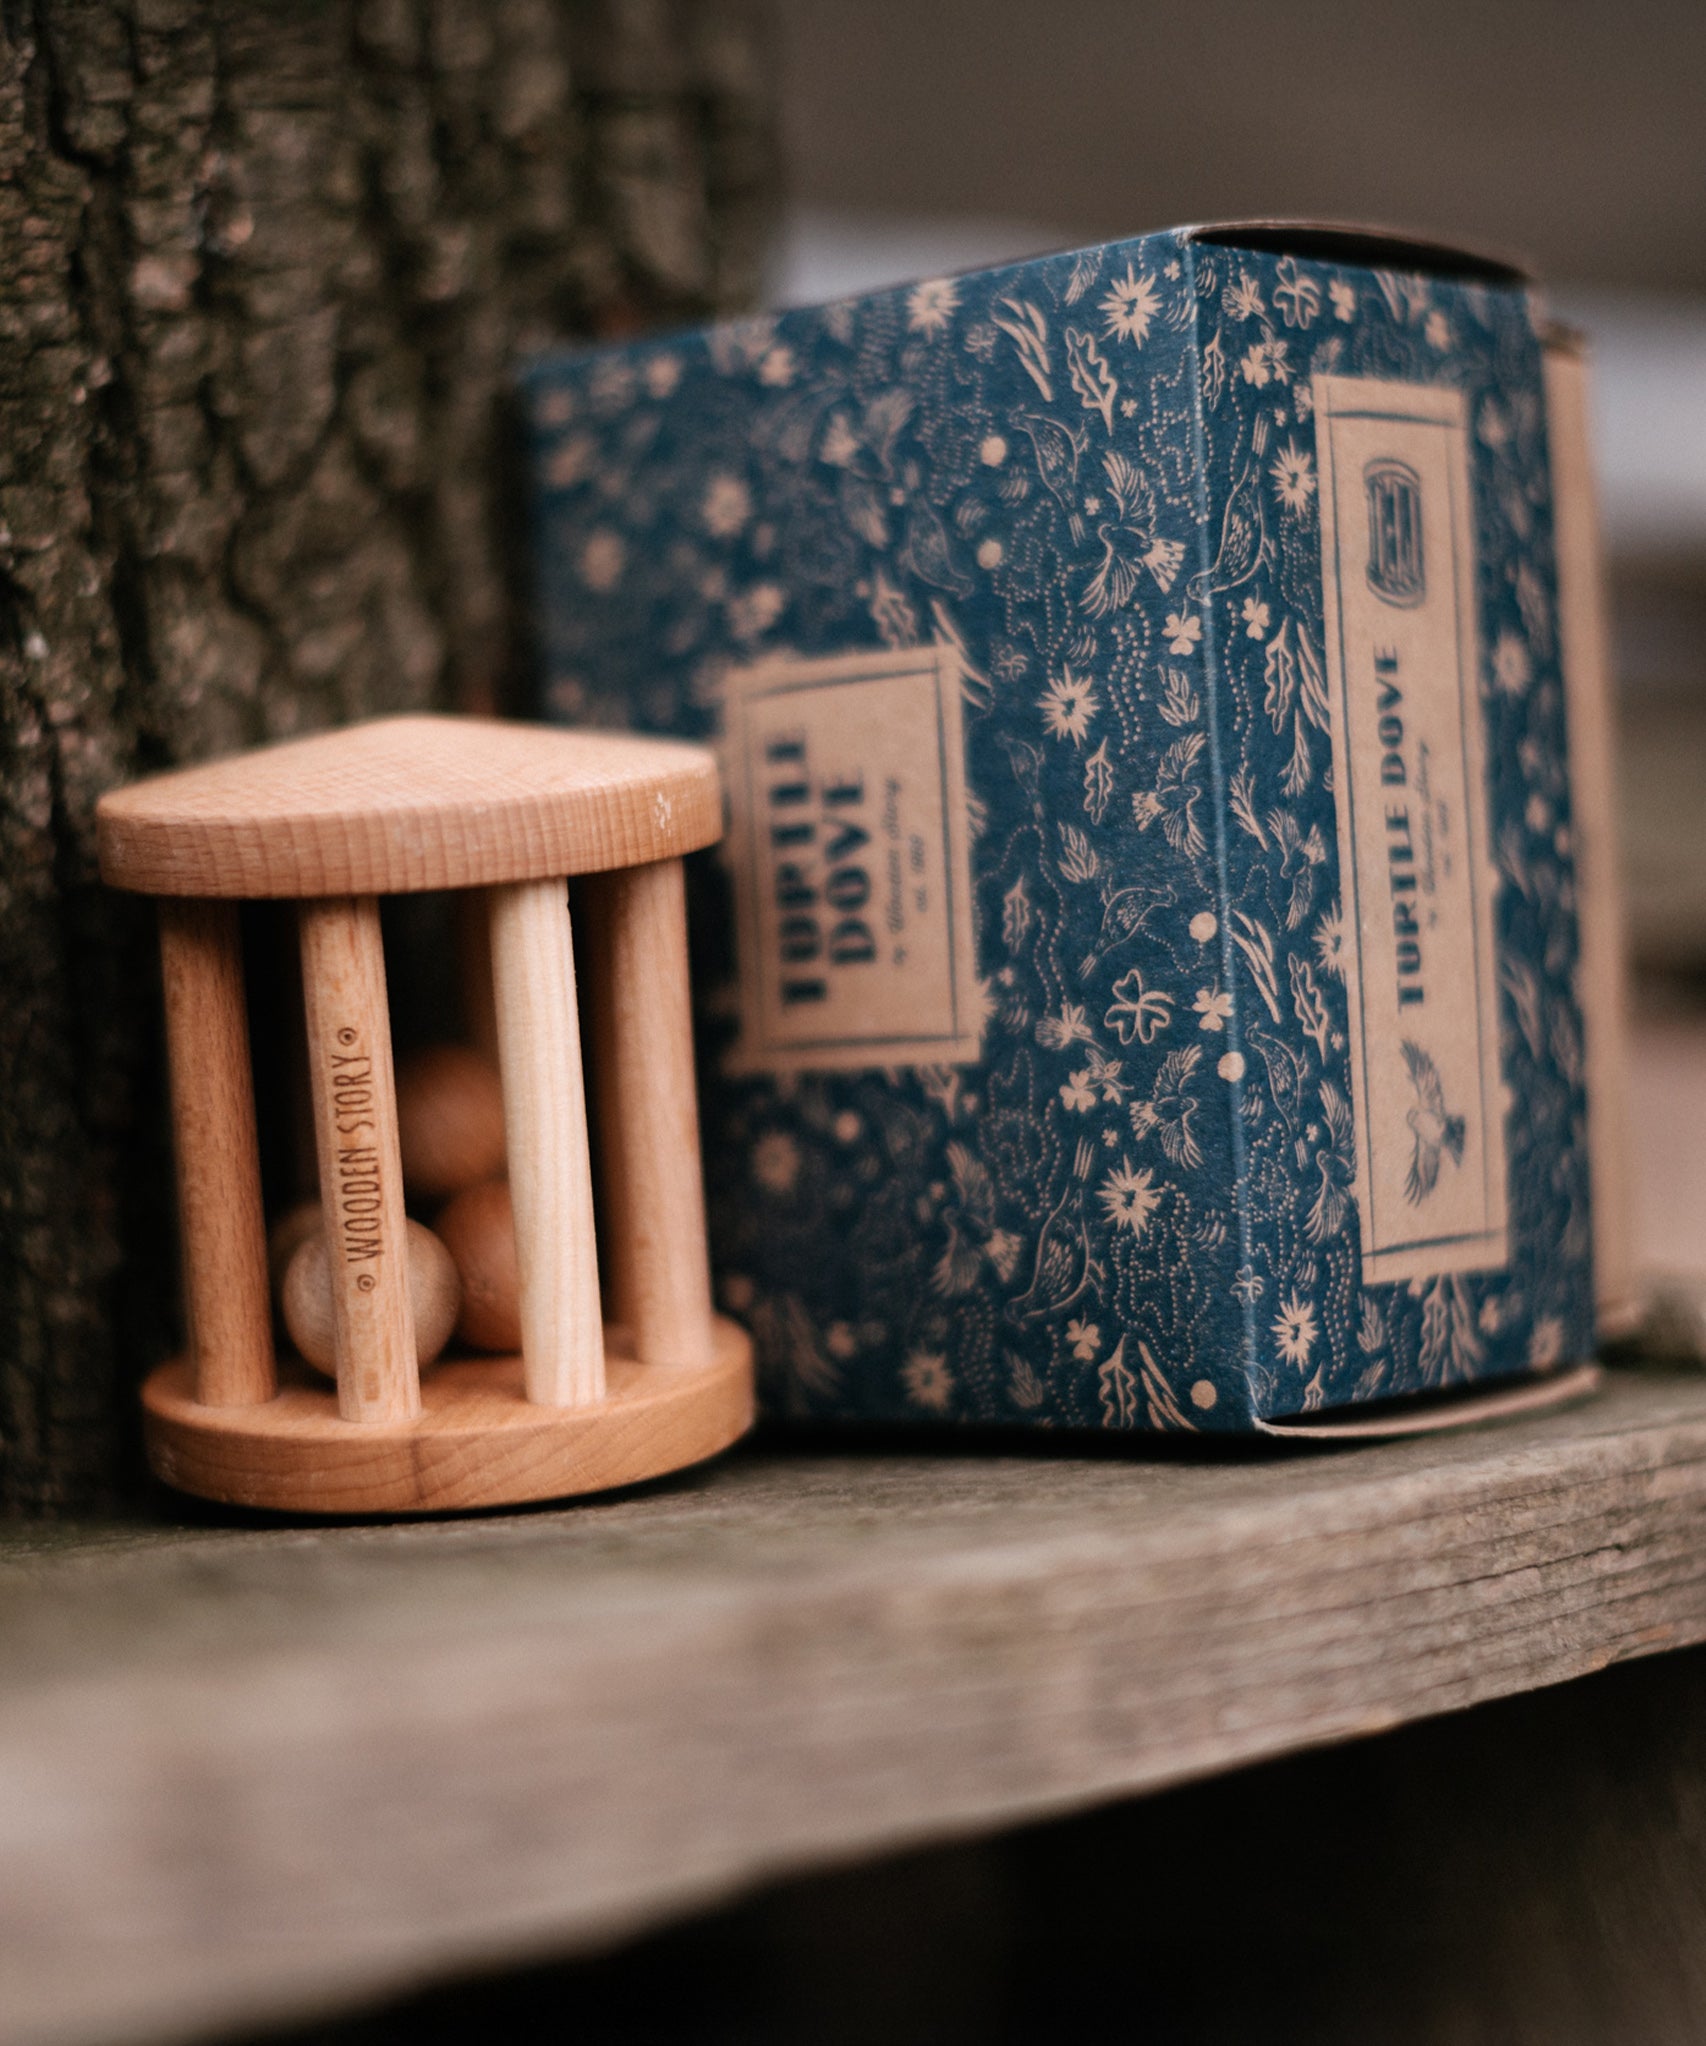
1245,1022 -> 1309,1137
1082,450 -> 1185,615
1268,807 -> 1328,929
902,498 -> 973,595
998,732 -> 1049,825
1130,731 -> 1207,860
1186,412 -> 1273,601
1008,1138 -> 1103,1322
1017,412 -> 1088,543
1401,1040 -> 1466,1204
934,1140 -> 1022,1297
1305,1079 -> 1358,1242
1080,875 -> 1177,978
1130,1044 -> 1205,1169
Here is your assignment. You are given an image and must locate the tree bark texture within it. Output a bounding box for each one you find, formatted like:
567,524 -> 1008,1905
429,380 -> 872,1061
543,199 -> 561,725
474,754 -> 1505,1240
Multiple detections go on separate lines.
0,0 -> 778,1513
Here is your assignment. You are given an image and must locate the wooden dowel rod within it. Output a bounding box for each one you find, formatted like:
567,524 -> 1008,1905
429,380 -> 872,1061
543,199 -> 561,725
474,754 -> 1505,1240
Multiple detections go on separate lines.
157,899 -> 275,1406
298,898 -> 420,1425
582,860 -> 714,1368
488,878 -> 605,1407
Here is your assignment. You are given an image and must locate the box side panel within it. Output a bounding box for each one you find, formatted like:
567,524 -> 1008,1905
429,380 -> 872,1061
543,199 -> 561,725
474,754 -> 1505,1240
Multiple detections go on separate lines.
1185,247 -> 1594,1419
523,234 -> 1258,1431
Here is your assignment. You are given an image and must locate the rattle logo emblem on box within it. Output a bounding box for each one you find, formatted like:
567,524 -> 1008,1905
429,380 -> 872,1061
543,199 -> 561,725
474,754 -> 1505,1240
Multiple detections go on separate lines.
1364,457 -> 1427,607
722,643 -> 980,1073
1315,376 -> 1509,1286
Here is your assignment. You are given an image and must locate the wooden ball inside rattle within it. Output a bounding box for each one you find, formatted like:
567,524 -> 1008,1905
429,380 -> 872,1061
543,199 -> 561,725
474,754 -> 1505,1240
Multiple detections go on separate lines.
282,1218 -> 462,1377
395,1043 -> 506,1201
435,1178 -> 522,1353
267,1198 -> 323,1291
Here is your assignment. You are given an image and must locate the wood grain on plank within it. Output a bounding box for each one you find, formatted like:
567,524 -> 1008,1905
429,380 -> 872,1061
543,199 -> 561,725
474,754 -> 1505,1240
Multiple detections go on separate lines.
8,1369 -> 1706,2046
156,899 -> 275,1407
95,717 -> 723,898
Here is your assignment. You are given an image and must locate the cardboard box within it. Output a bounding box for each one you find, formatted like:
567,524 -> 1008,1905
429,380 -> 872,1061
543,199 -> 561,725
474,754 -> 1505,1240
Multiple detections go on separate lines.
522,222 -> 1603,1432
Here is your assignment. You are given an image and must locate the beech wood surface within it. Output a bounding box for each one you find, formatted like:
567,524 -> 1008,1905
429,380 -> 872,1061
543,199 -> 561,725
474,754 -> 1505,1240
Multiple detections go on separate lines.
488,878 -> 605,1407
582,860 -> 716,1366
95,717 -> 723,899
298,898 -> 419,1426
140,1320 -> 753,1515
156,899 -> 274,1408
6,1365 -> 1706,2046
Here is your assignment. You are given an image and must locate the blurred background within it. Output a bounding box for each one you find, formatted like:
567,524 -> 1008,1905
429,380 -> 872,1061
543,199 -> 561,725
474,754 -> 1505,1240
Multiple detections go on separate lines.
769,0 -> 1706,981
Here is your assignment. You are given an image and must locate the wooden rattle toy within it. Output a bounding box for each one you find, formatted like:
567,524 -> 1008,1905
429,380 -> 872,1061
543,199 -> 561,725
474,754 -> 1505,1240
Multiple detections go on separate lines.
97,713 -> 753,1514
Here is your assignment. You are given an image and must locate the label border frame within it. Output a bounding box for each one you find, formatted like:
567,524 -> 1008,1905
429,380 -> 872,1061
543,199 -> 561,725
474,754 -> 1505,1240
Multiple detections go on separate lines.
1312,373 -> 1510,1287
721,641 -> 982,1075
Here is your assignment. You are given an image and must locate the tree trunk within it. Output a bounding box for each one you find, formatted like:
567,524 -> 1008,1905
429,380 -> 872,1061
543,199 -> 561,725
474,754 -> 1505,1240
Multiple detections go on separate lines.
0,0 -> 778,1513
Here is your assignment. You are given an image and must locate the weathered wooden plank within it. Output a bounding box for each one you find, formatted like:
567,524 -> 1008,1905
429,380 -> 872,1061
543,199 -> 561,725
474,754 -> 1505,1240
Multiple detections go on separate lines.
3,1365 -> 1706,2045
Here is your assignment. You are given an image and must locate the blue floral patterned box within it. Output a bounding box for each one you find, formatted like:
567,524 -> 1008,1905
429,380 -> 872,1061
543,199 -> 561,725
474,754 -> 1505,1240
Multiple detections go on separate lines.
521,223 -> 1595,1433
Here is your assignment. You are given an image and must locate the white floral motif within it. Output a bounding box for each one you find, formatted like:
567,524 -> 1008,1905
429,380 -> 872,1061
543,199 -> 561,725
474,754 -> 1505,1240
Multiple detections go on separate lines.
902,1347 -> 954,1412
726,583 -> 785,640
907,277 -> 960,335
1194,987 -> 1233,1032
643,352 -> 682,398
1105,970 -> 1173,1046
1313,904 -> 1347,980
1242,596 -> 1270,639
578,529 -> 625,592
1037,1002 -> 1097,1050
1492,628 -> 1532,697
820,413 -> 860,468
1040,668 -> 1098,744
757,344 -> 796,387
1270,440 -> 1316,513
1060,1071 -> 1097,1113
1329,277 -> 1357,321
546,433 -> 595,488
1273,1290 -> 1318,1367
701,473 -> 750,537
752,1131 -> 801,1196
1067,1317 -> 1101,1361
1164,611 -> 1201,657
1099,1158 -> 1162,1237
1099,264 -> 1162,345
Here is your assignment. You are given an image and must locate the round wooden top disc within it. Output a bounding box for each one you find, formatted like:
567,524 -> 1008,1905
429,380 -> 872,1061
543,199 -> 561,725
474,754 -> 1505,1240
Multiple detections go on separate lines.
96,715 -> 722,898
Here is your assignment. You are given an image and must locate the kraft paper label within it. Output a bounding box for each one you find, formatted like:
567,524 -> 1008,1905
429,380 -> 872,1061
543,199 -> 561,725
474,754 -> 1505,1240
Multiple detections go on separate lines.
1313,374 -> 1509,1285
723,643 -> 981,1072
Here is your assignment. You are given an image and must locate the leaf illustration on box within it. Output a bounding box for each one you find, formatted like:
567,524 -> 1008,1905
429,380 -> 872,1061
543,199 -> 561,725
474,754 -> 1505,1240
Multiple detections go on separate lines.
1065,326 -> 1119,434
1097,1333 -> 1138,1426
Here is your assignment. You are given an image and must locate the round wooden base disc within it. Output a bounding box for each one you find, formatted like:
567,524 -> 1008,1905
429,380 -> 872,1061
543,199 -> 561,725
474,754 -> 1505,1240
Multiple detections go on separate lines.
142,1316 -> 754,1515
